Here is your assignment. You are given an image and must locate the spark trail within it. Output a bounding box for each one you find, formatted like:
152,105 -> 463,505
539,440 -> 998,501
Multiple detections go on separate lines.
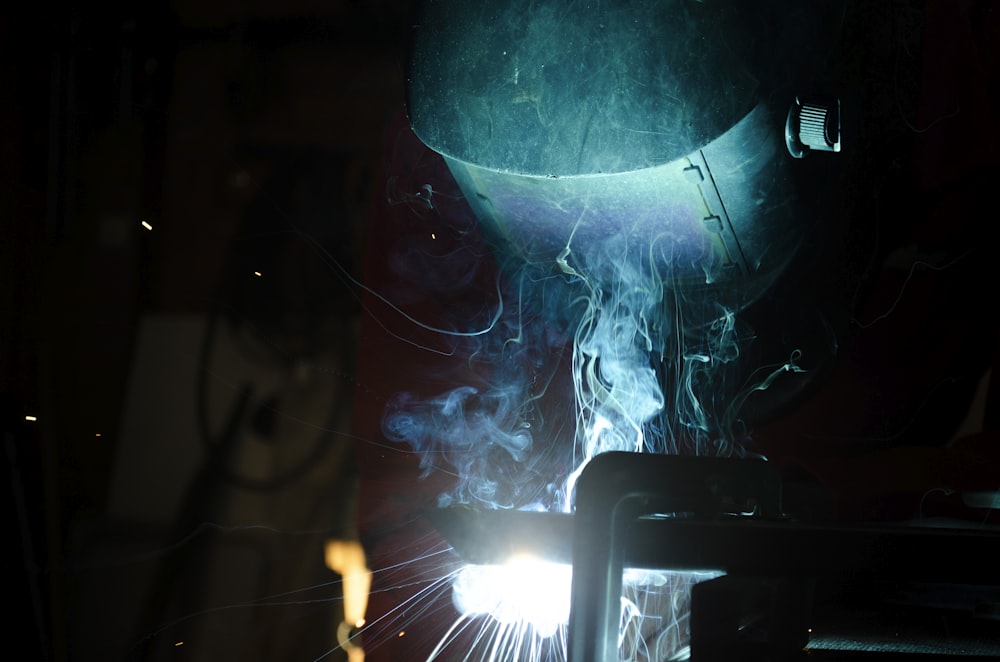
381,192 -> 800,660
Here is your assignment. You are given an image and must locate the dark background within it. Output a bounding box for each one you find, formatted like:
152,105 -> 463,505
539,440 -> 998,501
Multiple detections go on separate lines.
3,1 -> 414,660
3,1 -> 1000,661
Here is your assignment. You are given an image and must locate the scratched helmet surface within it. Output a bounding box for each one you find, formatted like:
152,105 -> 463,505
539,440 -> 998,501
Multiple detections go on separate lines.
407,0 -> 845,310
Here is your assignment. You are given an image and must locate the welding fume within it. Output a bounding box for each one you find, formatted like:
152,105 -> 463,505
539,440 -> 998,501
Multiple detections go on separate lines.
362,0 -> 864,660
402,0 -> 848,465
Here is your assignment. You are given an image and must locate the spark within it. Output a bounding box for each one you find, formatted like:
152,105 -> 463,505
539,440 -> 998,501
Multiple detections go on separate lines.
140,220 -> 153,231
24,415 -> 37,422
451,555 -> 572,639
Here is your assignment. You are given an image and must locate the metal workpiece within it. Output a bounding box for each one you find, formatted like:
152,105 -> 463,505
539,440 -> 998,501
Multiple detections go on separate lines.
566,451 -> 783,662
428,454 -> 1000,661
432,503 -> 1000,583
563,452 -> 1000,662
425,507 -> 574,567
426,452 -> 782,568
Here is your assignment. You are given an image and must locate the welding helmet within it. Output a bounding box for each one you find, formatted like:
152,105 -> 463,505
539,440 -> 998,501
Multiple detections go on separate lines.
405,0 -> 847,316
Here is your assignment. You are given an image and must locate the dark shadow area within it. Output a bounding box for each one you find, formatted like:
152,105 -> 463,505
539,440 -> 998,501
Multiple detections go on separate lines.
3,2 -> 413,660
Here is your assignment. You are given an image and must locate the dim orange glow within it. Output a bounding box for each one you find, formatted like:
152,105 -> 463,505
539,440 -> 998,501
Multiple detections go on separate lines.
327,539 -> 371,662
325,539 -> 371,628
